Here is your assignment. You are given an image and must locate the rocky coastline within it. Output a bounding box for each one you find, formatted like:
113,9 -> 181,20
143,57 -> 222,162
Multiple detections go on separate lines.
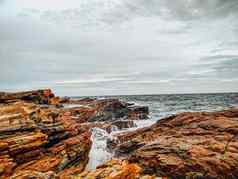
0,89 -> 237,179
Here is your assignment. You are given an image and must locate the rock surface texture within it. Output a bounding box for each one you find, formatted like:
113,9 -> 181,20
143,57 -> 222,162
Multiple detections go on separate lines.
1,89 -> 237,179
110,109 -> 238,179
0,89 -> 149,178
73,159 -> 158,179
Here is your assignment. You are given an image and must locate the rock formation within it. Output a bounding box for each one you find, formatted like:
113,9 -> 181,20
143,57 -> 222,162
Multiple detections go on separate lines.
0,101 -> 92,178
0,89 -> 149,178
72,159 -> 157,179
109,109 -> 238,179
0,89 -> 55,104
1,89 -> 237,179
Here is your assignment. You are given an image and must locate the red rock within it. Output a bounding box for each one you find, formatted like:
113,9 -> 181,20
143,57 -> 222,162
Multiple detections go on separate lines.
14,132 -> 92,175
10,170 -> 57,179
110,109 -> 238,179
49,96 -> 61,105
58,166 -> 84,179
15,156 -> 62,173
0,155 -> 16,179
0,89 -> 151,178
73,159 -> 157,179
0,89 -> 55,104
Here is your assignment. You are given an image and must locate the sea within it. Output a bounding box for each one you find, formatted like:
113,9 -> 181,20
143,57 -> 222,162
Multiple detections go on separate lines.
73,93 -> 238,169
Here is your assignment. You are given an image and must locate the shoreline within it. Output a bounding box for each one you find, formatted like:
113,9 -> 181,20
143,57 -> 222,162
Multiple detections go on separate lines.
0,89 -> 238,178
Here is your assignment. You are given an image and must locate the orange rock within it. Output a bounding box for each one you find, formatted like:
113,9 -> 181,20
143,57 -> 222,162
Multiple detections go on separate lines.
0,89 -> 55,104
0,155 -> 16,179
58,166 -> 84,179
73,160 -> 156,179
50,97 -> 61,105
110,109 -> 238,179
15,156 -> 62,173
0,89 -> 152,178
10,170 -> 57,179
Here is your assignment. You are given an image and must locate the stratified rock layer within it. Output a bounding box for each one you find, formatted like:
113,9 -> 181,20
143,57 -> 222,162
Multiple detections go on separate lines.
0,89 -> 149,178
0,101 -> 92,178
72,159 -> 157,179
0,89 -> 55,104
110,109 -> 238,179
2,89 -> 237,179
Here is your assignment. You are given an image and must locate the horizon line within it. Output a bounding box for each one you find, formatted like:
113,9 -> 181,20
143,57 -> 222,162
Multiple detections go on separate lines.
68,91 -> 238,98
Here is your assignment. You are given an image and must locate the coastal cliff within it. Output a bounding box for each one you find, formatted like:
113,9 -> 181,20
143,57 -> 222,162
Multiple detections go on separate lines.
0,89 -> 237,179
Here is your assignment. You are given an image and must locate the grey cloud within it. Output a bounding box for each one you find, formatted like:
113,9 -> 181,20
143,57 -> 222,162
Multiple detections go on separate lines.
0,0 -> 238,95
17,0 -> 238,28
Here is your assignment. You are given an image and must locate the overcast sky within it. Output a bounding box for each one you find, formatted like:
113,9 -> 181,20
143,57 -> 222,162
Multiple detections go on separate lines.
0,0 -> 238,96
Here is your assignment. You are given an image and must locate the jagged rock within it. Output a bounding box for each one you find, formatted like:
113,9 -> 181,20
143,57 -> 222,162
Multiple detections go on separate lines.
0,98 -> 92,178
128,106 -> 149,120
72,159 -> 157,179
0,89 -> 55,104
14,132 -> 91,174
111,120 -> 136,130
0,89 -> 150,178
57,166 -> 85,179
66,98 -> 149,122
84,99 -> 149,121
0,155 -> 16,179
0,103 -> 37,133
69,97 -> 96,105
81,120 -> 136,134
86,99 -> 129,122
110,109 -> 238,179
10,170 -> 57,179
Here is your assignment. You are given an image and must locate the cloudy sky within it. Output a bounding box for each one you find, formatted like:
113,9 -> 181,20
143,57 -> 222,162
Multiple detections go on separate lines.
0,0 -> 238,96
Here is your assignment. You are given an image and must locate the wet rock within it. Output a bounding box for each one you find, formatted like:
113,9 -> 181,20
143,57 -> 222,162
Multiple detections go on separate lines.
85,99 -> 149,121
65,98 -> 149,122
111,120 -> 136,130
0,89 -> 150,178
87,99 -> 129,122
111,109 -> 238,179
81,120 -> 136,134
67,97 -> 149,122
128,106 -> 149,120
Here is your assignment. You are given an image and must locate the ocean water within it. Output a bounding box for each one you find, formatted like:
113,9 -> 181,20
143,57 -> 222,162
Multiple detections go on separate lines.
114,93 -> 238,120
83,93 -> 238,169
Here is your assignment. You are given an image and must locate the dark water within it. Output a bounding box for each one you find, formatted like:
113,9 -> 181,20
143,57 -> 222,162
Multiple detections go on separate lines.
95,93 -> 238,120
79,93 -> 238,169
